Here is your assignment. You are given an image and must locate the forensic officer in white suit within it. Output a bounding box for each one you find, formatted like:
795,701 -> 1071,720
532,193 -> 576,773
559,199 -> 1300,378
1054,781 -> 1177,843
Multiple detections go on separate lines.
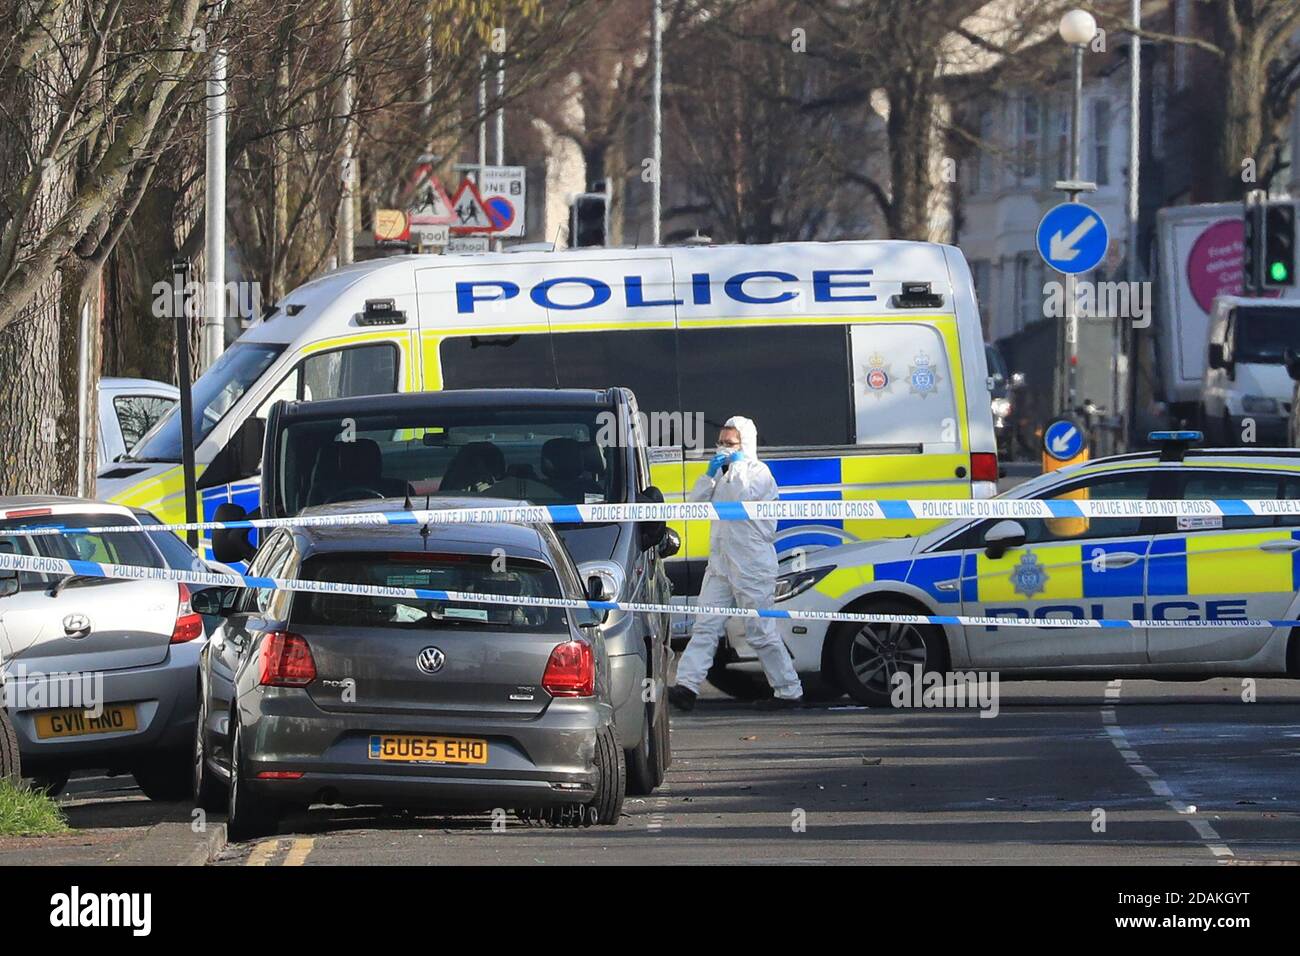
668,416 -> 804,711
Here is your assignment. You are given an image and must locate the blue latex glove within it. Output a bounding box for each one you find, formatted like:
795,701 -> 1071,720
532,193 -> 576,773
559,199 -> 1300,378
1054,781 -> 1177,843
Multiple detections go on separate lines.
727,450 -> 745,465
706,452 -> 729,477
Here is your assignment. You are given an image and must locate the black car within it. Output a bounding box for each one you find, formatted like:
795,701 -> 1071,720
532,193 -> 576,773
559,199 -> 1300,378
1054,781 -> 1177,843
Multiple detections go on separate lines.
210,387 -> 677,796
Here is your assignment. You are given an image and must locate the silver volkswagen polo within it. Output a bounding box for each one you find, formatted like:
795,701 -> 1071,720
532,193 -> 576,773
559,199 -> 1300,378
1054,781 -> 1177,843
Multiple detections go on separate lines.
193,503 -> 626,840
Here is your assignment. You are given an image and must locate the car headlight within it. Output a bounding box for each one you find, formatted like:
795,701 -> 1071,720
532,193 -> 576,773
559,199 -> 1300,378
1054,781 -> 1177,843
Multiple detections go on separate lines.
774,565 -> 835,603
1241,395 -> 1280,414
991,397 -> 1012,418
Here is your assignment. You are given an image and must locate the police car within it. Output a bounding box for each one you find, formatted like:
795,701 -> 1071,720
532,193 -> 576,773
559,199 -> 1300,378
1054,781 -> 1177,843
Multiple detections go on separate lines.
756,434 -> 1300,705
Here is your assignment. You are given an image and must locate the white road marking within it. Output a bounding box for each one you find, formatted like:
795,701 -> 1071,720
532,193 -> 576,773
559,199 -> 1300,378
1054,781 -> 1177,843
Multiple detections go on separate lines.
1101,680 -> 1233,860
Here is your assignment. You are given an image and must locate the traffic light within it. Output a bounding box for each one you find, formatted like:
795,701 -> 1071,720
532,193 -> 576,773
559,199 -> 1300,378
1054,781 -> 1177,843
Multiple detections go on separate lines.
1264,202 -> 1296,287
571,189 -> 607,248
1244,197 -> 1264,293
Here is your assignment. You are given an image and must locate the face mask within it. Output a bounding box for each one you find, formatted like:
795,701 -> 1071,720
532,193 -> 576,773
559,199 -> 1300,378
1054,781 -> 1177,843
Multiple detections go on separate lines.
716,444 -> 740,457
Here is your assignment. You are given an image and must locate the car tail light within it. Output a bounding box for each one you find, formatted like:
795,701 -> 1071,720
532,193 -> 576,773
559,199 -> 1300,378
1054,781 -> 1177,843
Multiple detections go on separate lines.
255,771 -> 304,780
258,631 -> 316,687
542,640 -> 594,698
970,452 -> 999,483
171,583 -> 204,644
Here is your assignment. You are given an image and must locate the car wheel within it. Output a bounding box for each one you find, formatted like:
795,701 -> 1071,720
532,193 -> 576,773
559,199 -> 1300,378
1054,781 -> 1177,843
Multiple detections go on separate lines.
133,753 -> 193,802
828,600 -> 950,707
193,690 -> 228,813
587,724 -> 625,826
705,663 -> 770,700
226,721 -> 279,842
25,770 -> 70,797
625,700 -> 664,795
0,707 -> 19,784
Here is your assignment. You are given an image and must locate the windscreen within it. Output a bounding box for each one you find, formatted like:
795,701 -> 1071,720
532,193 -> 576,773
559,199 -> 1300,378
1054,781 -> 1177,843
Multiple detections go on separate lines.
128,342 -> 285,461
1235,307 -> 1300,363
291,552 -> 567,632
275,407 -> 624,515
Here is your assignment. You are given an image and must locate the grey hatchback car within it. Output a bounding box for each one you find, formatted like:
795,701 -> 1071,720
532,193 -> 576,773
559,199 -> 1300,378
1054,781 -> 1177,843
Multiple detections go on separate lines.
193,503 -> 625,840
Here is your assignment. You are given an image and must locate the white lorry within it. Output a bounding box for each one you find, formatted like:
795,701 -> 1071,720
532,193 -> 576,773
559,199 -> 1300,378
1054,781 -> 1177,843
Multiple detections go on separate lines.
1153,201 -> 1299,438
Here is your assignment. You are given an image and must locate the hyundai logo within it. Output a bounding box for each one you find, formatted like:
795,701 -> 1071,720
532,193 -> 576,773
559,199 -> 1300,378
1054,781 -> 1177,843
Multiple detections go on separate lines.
416,646 -> 445,675
62,613 -> 90,637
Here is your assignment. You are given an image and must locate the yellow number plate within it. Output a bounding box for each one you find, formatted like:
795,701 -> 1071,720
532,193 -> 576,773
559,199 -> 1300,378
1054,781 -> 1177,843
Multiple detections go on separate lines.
368,735 -> 488,764
35,705 -> 138,739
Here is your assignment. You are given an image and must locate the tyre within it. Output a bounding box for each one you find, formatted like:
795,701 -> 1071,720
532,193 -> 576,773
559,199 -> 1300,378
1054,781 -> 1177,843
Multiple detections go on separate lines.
656,692 -> 672,773
226,721 -> 280,842
705,662 -> 770,701
0,707 -> 18,784
587,724 -> 625,826
625,700 -> 661,796
827,600 -> 950,707
132,753 -> 192,802
25,770 -> 69,797
193,689 -> 228,813
629,697 -> 670,796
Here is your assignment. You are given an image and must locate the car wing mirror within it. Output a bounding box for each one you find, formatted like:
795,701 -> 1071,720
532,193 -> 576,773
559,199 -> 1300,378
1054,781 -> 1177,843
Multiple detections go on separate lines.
0,566 -> 17,598
1286,348 -> 1300,383
637,484 -> 668,552
983,519 -> 1026,560
657,527 -> 681,559
191,585 -> 238,617
211,502 -> 257,564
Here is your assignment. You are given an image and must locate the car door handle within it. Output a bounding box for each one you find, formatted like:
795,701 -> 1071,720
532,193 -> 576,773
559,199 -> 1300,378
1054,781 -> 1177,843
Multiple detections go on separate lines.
1259,539 -> 1300,553
1100,552 -> 1141,569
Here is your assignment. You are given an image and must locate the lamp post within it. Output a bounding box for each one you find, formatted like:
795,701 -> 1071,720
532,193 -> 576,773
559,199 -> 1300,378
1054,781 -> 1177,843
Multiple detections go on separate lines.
1057,8 -> 1096,416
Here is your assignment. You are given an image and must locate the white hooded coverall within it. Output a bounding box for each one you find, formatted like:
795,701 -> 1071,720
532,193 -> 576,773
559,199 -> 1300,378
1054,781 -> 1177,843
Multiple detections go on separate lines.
674,416 -> 804,700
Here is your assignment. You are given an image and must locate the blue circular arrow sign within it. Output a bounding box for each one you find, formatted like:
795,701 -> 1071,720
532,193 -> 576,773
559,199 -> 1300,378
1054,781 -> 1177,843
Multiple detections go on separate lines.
1036,203 -> 1109,275
1043,417 -> 1086,461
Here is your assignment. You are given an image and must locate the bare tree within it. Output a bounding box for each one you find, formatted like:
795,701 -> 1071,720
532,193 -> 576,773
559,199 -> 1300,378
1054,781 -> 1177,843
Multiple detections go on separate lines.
0,0 -> 206,494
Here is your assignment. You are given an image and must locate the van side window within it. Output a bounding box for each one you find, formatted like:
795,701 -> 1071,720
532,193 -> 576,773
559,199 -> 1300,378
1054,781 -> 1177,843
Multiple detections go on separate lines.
301,343 -> 398,401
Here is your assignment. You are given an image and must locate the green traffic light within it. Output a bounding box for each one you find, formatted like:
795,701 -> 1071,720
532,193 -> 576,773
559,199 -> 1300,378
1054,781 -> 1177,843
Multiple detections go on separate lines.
1270,260 -> 1290,282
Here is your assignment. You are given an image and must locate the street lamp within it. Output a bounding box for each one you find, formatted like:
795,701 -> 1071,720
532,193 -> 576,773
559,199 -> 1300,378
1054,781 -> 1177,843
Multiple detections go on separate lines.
1057,8 -> 1096,416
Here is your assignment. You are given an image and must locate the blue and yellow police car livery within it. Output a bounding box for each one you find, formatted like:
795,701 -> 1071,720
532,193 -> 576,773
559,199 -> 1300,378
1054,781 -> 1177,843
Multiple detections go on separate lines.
762,436 -> 1300,706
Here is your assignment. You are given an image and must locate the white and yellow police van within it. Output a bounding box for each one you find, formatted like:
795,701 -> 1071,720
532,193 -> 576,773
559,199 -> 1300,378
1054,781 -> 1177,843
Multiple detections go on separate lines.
767,435 -> 1300,705
99,241 -> 997,601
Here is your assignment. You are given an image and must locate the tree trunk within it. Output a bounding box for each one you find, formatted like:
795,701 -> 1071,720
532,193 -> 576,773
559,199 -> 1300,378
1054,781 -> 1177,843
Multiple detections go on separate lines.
1215,34 -> 1266,201
0,11 -> 74,495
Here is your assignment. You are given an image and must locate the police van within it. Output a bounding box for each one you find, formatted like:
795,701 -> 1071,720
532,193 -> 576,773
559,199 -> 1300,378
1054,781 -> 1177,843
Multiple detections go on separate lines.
99,241 -> 998,599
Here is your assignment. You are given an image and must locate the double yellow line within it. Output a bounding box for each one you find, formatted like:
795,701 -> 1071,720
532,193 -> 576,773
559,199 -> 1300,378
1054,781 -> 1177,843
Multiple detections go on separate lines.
245,837 -> 315,866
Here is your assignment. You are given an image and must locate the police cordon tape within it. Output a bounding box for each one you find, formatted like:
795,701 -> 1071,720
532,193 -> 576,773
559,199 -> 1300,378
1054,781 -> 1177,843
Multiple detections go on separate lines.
6,497 -> 1300,537
0,550 -> 1295,632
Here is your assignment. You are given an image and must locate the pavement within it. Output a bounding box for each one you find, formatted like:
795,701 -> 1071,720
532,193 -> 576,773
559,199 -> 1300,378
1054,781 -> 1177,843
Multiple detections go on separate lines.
0,772 -> 222,867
